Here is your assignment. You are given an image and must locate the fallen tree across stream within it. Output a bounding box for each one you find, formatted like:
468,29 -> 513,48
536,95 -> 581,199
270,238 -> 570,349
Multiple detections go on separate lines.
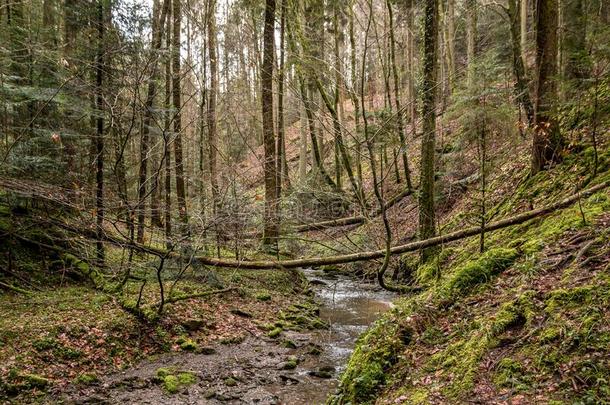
119,180 -> 609,269
293,188 -> 413,232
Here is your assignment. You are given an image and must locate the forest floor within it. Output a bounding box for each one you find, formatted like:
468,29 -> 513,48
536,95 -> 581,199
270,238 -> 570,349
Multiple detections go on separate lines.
0,243 -> 327,404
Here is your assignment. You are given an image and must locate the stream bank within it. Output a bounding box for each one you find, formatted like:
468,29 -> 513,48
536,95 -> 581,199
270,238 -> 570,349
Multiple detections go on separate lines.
60,268 -> 393,404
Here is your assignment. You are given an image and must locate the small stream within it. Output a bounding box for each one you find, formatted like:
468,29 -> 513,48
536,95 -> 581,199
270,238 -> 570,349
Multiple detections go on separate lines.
268,268 -> 395,404
66,269 -> 394,404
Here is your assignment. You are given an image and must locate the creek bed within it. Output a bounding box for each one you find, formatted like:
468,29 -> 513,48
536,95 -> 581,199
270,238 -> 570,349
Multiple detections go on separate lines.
267,268 -> 395,404
62,269 -> 393,404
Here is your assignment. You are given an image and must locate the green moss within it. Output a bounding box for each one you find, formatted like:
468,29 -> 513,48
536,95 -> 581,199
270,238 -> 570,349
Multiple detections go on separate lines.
255,292 -> 272,301
22,374 -> 50,389
163,375 -> 180,393
493,358 -> 529,391
538,327 -> 561,344
177,371 -> 196,385
180,339 -> 198,351
491,292 -> 534,335
331,318 -> 412,404
444,248 -> 519,295
75,373 -> 98,385
267,327 -> 282,338
158,369 -> 196,394
545,286 -> 594,312
156,367 -> 175,378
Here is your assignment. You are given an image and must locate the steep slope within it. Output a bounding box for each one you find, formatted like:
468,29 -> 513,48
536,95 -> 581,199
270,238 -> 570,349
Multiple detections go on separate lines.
328,146 -> 610,404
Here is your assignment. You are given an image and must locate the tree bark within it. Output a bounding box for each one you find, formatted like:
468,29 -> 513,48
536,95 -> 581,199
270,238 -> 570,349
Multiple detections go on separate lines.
172,0 -> 189,235
419,0 -> 439,261
532,0 -> 564,173
136,0 -> 169,243
261,0 -> 279,250
94,0 -> 105,265
387,0 -> 413,191
508,0 -> 535,124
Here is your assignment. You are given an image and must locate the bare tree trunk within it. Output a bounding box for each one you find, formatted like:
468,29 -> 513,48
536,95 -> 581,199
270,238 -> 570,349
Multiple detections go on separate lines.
508,0 -> 535,124
532,0 -> 564,173
164,1 -> 172,248
521,0 -> 528,71
299,102 -> 308,181
207,0 -> 220,253
136,0 -> 169,243
276,0 -> 288,197
172,0 -> 189,236
94,0 -> 105,265
419,0 -> 439,261
466,0 -> 477,88
261,0 -> 279,251
348,3 -> 365,200
387,0 -> 413,191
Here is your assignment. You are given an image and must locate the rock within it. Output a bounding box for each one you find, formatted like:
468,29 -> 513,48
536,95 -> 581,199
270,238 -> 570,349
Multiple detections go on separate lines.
309,279 -> 327,286
230,308 -> 253,318
306,344 -> 322,355
255,292 -> 272,301
279,374 -> 300,385
180,339 -> 198,351
308,369 -> 333,379
280,340 -> 297,349
182,319 -> 205,332
198,346 -> 216,355
224,377 -> 238,387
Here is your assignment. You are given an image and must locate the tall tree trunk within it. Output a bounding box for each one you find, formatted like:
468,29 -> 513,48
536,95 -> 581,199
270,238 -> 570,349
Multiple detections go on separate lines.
387,0 -> 413,191
446,0 -> 455,89
136,0 -> 169,243
521,0 -> 528,71
407,0 -> 417,139
563,0 -> 589,80
299,102 -> 308,181
532,0 -> 564,173
276,0 -> 288,197
466,0 -> 477,88
207,0 -> 220,252
164,0 -> 172,248
261,0 -> 278,250
419,0 -> 439,261
348,3 -> 365,200
508,0 -> 535,124
94,0 -> 105,265
172,0 -> 189,235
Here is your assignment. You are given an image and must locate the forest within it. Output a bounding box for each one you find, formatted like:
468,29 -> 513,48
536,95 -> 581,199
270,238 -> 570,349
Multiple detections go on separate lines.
0,0 -> 609,402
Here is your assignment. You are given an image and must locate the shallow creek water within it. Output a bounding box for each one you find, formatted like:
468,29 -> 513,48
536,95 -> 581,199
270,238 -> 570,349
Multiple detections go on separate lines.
270,268 -> 395,404
65,269 -> 393,404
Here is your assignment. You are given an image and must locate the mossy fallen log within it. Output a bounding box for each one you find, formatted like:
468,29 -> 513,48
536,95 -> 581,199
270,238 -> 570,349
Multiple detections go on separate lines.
112,180 -> 609,270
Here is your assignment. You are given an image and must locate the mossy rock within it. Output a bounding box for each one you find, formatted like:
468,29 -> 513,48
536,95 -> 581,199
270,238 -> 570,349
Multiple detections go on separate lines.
267,327 -> 283,338
75,373 -> 98,385
255,292 -> 272,301
180,339 -> 198,351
